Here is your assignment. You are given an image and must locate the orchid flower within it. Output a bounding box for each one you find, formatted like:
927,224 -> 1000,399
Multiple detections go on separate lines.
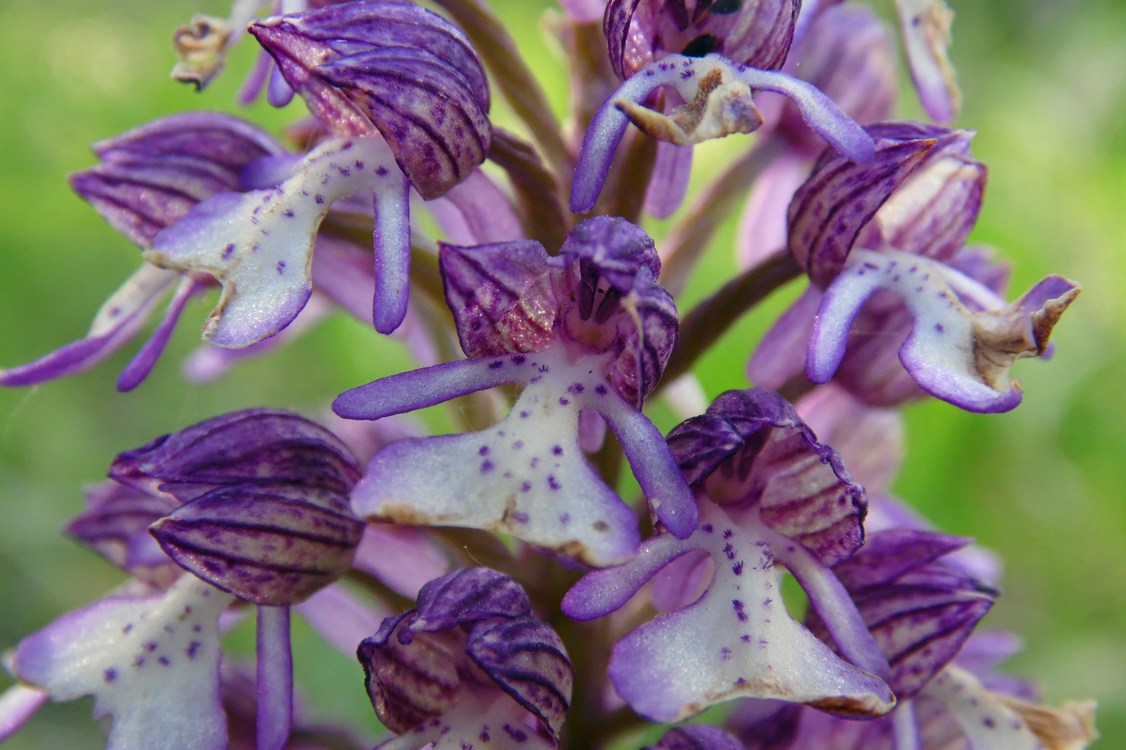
357,567 -> 573,749
3,410 -> 367,750
563,389 -> 895,722
334,216 -> 695,566
749,122 -> 1079,412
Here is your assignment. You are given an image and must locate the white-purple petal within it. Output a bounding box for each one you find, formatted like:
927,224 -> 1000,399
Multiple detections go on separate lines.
146,137 -> 401,347
9,576 -> 233,750
895,0 -> 961,124
349,348 -> 641,566
809,249 -> 1080,413
607,501 -> 894,722
0,685 -> 48,743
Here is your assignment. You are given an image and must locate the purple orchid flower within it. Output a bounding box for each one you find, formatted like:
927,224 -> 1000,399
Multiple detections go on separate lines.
0,113 -> 283,391
749,123 -> 1079,412
152,1 -> 494,340
599,0 -> 800,216
563,389 -> 895,722
3,409 -> 368,750
334,216 -> 695,566
357,567 -> 573,749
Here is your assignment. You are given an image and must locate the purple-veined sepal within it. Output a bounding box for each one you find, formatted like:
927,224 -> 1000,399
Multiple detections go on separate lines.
571,53 -> 874,213
111,409 -> 365,605
788,123 -> 982,287
808,529 -> 995,701
249,0 -> 491,200
358,568 -> 572,746
667,389 -> 867,566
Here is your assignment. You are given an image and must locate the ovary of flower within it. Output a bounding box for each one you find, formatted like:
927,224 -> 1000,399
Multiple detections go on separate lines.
145,135 -> 411,345
808,247 -> 1080,413
8,575 -> 234,750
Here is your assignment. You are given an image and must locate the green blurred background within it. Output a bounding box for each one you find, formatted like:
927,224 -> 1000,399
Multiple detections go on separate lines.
0,0 -> 1122,747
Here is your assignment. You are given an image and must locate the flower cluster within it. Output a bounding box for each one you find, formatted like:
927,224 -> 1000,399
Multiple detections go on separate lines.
1,1 -> 1097,749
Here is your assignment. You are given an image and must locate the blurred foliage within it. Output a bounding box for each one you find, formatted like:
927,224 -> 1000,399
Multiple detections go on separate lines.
0,0 -> 1122,747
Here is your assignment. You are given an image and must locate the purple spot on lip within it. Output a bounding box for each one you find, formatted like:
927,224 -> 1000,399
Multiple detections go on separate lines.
282,208 -> 295,218
935,323 -> 945,333
511,511 -> 529,523
144,641 -> 158,653
512,441 -> 524,450
551,445 -> 563,456
480,460 -> 494,474
186,641 -> 201,660
478,445 -> 489,456
547,475 -> 561,490
276,260 -> 287,274
221,243 -> 236,260
520,481 -> 532,492
559,512 -> 570,523
376,165 -> 388,177
594,384 -> 608,395
488,360 -> 504,370
519,411 -> 530,419
104,668 -> 117,683
559,397 -> 570,406
314,194 -> 325,204
158,656 -> 171,667
732,599 -> 748,622
511,354 -> 527,365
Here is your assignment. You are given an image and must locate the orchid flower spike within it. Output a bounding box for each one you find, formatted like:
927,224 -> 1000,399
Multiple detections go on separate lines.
335,216 -> 695,565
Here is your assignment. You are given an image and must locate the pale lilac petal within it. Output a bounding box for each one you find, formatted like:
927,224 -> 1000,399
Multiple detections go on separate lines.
371,164 -> 412,333
597,389 -> 697,539
562,532 -> 698,620
333,355 -> 526,420
895,0 -> 960,124
648,547 -> 713,612
294,583 -> 388,657
1,265 -> 176,387
426,169 -> 523,245
146,137 -> 400,347
746,284 -> 821,388
10,577 -> 233,750
466,617 -> 573,739
559,0 -> 605,23
255,606 -> 293,750
796,384 -> 904,492
736,150 -> 810,269
352,525 -> 450,599
117,277 -> 205,391
350,350 -> 641,566
0,685 -> 48,742
643,141 -> 694,219
607,501 -> 893,722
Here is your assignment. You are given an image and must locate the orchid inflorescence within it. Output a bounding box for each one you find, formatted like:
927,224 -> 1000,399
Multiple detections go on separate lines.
0,1 -> 1097,749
